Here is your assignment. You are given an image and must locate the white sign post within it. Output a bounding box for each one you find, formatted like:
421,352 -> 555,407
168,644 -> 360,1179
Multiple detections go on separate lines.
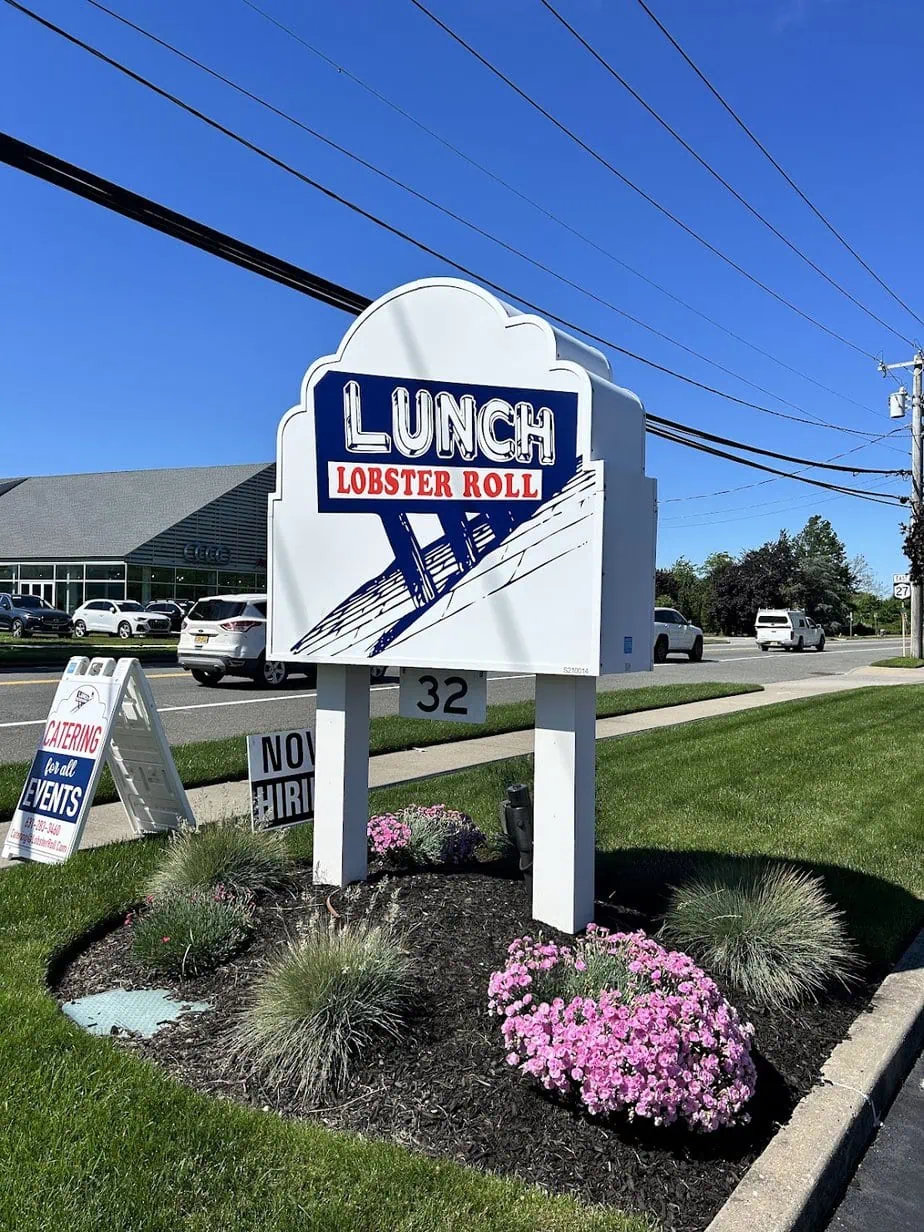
268,278 -> 657,932
247,727 -> 315,830
2,656 -> 194,864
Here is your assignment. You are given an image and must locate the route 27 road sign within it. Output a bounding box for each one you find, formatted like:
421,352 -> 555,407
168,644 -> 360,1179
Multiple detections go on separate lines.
398,667 -> 487,724
894,573 -> 911,600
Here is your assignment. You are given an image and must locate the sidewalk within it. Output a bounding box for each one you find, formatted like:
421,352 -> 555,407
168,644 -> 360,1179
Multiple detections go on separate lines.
2,664 -> 922,864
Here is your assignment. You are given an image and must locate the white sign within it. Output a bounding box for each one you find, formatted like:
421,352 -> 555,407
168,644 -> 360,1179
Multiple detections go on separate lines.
399,668 -> 487,724
2,657 -> 193,864
247,727 -> 315,830
267,279 -> 658,935
268,277 -> 656,678
894,573 -> 911,600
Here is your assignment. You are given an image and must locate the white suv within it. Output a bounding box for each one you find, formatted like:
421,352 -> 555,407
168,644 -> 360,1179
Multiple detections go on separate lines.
653,608 -> 705,663
73,599 -> 172,639
177,593 -> 316,688
755,609 -> 824,652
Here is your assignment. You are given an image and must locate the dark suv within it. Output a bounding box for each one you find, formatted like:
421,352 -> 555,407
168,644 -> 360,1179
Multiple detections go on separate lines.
145,601 -> 186,633
0,593 -> 73,638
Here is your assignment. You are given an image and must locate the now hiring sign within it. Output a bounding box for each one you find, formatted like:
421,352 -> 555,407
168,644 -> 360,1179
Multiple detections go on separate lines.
246,728 -> 315,831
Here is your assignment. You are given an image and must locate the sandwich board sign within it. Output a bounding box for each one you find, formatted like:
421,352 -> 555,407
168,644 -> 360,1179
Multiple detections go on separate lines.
247,727 -> 315,831
267,277 -> 657,932
2,656 -> 194,865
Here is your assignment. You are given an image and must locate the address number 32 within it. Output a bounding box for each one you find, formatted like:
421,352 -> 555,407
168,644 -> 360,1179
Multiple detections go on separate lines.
398,668 -> 488,725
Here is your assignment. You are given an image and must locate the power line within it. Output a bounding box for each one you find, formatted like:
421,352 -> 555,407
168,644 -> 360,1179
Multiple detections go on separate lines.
634,0 -> 924,334
80,0 -> 861,426
661,487 -> 898,528
408,0 -> 878,360
663,427 -> 909,503
648,428 -> 905,504
537,0 -> 915,347
647,415 -> 908,474
0,129 -> 902,511
2,1 -> 887,443
239,0 -> 887,423
660,473 -> 903,526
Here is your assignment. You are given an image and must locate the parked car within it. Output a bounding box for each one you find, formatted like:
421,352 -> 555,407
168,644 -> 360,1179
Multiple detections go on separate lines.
755,609 -> 824,652
145,600 -> 186,633
0,593 -> 73,638
72,599 -> 172,639
653,608 -> 704,663
177,593 -> 314,687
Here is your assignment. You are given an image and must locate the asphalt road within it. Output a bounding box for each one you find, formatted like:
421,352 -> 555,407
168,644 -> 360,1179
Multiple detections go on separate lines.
0,637 -> 908,766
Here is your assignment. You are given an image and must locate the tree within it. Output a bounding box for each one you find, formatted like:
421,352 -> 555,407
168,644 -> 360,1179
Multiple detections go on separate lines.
792,516 -> 854,633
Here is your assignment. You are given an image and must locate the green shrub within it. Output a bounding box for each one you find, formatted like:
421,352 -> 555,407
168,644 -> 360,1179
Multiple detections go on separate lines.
131,889 -> 254,979
234,920 -> 419,1103
149,820 -> 293,898
659,862 -> 858,1007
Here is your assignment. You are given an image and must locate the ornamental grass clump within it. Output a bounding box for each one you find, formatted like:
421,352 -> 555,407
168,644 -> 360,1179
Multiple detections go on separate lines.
659,862 -> 858,1008
130,886 -> 254,979
489,926 -> 757,1132
367,804 -> 485,866
234,919 -> 419,1103
149,819 -> 294,898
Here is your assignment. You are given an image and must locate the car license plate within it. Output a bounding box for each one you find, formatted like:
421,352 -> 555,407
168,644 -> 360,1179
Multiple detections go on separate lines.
195,634 -> 209,646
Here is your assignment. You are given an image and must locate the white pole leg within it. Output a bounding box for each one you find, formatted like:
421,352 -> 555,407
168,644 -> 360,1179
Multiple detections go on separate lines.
532,674 -> 597,933
312,664 -> 370,887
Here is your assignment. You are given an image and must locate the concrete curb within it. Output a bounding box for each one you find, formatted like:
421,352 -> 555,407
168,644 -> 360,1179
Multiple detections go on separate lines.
706,927 -> 924,1232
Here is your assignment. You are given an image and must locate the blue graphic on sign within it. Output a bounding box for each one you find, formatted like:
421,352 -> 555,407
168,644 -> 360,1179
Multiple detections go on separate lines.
313,371 -> 579,514
17,748 -> 95,823
292,370 -> 585,660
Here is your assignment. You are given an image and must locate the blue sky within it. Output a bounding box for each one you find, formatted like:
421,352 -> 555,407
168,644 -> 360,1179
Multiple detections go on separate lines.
2,0 -> 921,590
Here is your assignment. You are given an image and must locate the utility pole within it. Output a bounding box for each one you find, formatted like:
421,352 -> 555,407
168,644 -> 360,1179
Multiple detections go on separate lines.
880,352 -> 923,656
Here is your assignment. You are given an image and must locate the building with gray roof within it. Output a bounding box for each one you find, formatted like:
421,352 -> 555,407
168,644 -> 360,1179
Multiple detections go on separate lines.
0,462 -> 274,610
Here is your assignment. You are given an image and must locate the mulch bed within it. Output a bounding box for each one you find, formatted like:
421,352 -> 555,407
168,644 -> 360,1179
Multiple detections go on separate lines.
53,864 -> 871,1232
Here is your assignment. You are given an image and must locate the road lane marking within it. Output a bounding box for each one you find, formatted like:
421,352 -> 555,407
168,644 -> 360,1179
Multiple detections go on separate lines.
0,670 -> 188,687
688,642 -> 905,666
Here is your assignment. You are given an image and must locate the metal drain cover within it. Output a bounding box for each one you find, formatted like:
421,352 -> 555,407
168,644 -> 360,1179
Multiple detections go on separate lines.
61,987 -> 211,1038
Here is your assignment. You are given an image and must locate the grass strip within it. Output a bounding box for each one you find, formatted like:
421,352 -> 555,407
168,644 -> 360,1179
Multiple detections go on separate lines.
870,657 -> 924,668
0,681 -> 760,824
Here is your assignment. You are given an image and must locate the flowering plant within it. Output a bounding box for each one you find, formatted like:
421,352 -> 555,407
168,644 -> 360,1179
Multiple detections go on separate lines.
488,926 -> 757,1132
367,805 -> 485,866
130,884 -> 255,979
367,812 -> 412,857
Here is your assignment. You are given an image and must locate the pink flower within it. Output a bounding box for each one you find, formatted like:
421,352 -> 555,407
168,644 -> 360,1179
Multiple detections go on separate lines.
488,927 -> 757,1132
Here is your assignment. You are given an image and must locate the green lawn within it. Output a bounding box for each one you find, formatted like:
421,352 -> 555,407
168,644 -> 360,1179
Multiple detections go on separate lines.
0,635 -> 177,669
3,686 -> 922,1231
0,680 -> 760,824
0,838 -> 649,1232
372,687 -> 924,970
871,657 -> 924,669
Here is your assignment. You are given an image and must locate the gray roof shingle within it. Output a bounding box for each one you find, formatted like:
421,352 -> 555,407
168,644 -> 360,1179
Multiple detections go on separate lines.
0,463 -> 272,559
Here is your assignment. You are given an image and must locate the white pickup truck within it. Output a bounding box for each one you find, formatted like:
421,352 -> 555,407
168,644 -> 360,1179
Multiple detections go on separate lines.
755,609 -> 825,652
653,608 -> 705,663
